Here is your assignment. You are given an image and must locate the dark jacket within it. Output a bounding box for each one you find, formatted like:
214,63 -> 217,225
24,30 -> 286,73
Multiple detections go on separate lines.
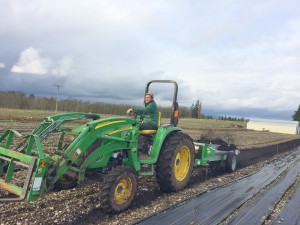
132,100 -> 158,127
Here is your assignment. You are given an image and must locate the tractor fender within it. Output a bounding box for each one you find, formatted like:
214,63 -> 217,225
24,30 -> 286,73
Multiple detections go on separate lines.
150,125 -> 182,163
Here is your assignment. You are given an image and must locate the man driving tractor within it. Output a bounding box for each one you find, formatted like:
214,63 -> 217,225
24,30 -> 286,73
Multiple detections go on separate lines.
126,92 -> 158,130
127,92 -> 159,154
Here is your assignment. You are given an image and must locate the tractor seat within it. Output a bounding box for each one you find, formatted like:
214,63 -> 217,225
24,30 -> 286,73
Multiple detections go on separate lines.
139,112 -> 161,135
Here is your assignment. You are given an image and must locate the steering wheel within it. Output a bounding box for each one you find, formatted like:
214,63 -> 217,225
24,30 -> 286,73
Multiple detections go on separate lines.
128,111 -> 143,121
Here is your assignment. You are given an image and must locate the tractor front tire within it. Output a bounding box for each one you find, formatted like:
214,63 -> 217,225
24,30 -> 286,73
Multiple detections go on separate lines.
100,166 -> 138,214
54,174 -> 78,190
156,132 -> 195,192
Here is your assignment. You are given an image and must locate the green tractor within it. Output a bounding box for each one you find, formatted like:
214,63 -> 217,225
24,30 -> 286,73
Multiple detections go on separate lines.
0,80 -> 238,213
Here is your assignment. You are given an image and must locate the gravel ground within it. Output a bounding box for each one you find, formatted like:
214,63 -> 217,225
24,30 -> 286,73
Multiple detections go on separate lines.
1,124 -> 300,224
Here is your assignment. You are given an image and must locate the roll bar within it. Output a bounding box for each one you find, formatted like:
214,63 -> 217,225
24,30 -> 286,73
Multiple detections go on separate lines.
145,80 -> 179,126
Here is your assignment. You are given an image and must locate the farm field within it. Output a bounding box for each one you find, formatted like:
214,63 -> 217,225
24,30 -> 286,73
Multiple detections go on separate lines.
0,108 -> 300,224
0,108 -> 299,149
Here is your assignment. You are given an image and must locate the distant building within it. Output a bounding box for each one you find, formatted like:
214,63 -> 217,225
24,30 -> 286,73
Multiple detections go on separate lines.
247,119 -> 300,135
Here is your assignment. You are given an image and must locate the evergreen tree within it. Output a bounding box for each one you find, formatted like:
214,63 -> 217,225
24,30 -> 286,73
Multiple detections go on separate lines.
190,100 -> 201,118
292,105 -> 300,121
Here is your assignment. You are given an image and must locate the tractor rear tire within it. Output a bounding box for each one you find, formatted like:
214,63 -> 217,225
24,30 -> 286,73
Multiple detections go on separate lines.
54,174 -> 78,190
156,132 -> 194,193
226,152 -> 237,173
100,166 -> 138,214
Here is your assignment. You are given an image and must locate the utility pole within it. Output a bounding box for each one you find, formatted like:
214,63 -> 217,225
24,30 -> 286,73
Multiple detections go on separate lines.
54,84 -> 63,113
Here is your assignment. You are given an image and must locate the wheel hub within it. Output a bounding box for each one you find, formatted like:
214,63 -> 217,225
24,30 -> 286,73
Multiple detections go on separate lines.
174,146 -> 190,181
114,177 -> 133,204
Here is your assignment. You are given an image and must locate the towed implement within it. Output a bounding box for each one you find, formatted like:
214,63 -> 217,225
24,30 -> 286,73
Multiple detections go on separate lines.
0,80 -> 239,213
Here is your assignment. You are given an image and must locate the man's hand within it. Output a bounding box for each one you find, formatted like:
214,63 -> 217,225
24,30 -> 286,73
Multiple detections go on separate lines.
126,108 -> 132,115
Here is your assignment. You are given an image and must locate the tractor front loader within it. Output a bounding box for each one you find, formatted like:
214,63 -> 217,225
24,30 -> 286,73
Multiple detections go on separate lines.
0,80 -> 239,214
0,113 -> 102,202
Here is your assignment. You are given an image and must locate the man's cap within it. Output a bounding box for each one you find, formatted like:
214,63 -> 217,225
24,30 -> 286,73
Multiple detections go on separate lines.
145,92 -> 154,99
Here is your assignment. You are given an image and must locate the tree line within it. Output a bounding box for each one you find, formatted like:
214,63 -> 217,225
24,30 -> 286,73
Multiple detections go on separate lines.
0,91 -> 257,121
0,91 -> 254,121
0,91 -> 192,118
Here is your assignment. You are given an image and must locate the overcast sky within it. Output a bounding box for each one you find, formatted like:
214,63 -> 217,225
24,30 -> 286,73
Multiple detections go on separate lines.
0,0 -> 299,120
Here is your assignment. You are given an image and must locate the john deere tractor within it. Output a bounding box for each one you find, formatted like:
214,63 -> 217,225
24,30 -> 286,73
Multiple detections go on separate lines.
0,80 -> 238,213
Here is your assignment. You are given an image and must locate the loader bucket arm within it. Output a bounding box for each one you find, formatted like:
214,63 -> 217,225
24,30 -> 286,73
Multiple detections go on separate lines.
30,112 -> 100,140
0,112 -> 100,202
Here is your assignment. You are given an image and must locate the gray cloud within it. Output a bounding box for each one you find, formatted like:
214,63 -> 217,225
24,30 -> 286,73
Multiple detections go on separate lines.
1,0 -> 300,120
